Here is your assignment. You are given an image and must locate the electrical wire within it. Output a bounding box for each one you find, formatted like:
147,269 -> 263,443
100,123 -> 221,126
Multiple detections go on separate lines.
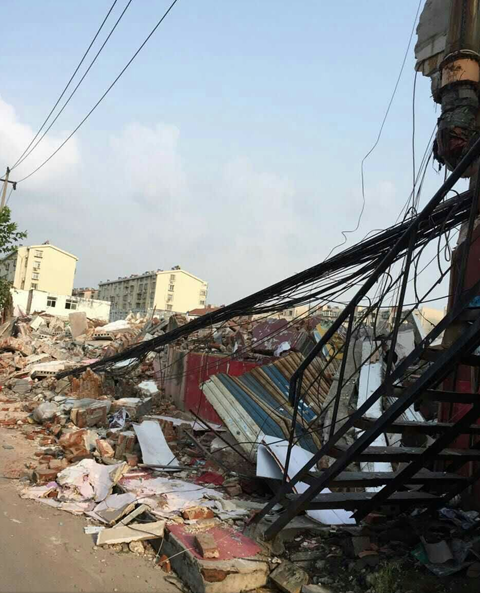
324,0 -> 423,261
12,0 -> 133,171
16,0 -> 180,184
11,0 -> 119,170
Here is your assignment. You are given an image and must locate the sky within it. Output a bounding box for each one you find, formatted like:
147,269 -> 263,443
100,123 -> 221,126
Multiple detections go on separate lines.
0,0 -> 459,307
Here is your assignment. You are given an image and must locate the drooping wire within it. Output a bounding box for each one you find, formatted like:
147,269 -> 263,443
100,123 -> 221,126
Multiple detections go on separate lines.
12,0 -> 133,172
16,0 -> 180,184
324,0 -> 423,261
11,0 -> 119,170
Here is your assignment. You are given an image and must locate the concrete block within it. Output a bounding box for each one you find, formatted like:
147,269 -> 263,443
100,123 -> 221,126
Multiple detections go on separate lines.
69,312 -> 88,339
70,399 -> 111,428
110,397 -> 153,420
270,561 -> 309,593
163,523 -> 269,593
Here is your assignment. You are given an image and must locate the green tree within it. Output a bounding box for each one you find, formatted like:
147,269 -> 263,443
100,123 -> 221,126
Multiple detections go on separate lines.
0,207 -> 27,310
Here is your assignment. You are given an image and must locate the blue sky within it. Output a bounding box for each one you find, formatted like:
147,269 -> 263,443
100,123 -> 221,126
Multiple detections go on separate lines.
1,1 -> 454,306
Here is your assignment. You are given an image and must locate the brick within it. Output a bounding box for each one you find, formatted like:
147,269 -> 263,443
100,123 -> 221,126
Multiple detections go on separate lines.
34,468 -> 59,484
114,431 -> 136,459
95,439 -> 115,458
125,453 -> 139,467
182,506 -> 215,521
58,429 -> 91,462
70,399 -> 110,428
39,437 -> 56,446
195,533 -> 219,559
225,484 -> 242,497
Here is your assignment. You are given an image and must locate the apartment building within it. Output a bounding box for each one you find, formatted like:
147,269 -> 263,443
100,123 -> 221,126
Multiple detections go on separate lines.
72,287 -> 99,300
98,267 -> 208,319
0,243 -> 78,295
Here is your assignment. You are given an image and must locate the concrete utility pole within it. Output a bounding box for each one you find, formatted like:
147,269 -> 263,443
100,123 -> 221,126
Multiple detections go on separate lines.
0,167 -> 10,211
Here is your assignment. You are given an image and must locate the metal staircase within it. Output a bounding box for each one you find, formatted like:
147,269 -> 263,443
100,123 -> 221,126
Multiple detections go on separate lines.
254,139 -> 480,540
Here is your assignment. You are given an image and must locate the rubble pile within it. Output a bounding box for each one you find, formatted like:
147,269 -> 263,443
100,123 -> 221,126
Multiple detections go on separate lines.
0,309 -> 478,593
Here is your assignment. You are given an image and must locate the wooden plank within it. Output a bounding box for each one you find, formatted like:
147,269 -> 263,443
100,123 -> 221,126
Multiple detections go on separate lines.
96,520 -> 165,545
330,445 -> 480,462
285,491 -> 438,510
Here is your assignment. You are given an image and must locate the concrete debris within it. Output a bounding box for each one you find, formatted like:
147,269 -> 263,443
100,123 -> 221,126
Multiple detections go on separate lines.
270,562 -> 310,593
1,308 -> 477,593
69,312 -> 88,339
70,399 -> 111,428
32,401 -> 58,423
96,520 -> 165,545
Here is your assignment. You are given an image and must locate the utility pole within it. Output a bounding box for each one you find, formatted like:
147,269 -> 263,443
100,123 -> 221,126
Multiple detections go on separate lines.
0,167 -> 10,211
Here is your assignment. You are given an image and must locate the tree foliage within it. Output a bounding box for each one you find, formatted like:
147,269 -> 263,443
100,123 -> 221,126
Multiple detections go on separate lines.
0,207 -> 27,310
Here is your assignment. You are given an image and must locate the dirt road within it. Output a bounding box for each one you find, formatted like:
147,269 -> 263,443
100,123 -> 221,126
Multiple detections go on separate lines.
0,428 -> 180,593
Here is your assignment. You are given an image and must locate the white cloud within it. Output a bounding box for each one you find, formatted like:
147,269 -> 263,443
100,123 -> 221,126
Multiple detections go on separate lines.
0,95 -> 80,188
0,95 -> 410,305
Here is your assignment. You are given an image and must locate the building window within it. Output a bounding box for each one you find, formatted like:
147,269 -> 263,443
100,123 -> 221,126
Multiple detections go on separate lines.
167,294 -> 173,302
47,296 -> 57,308
200,290 -> 206,296
33,261 -> 40,270
32,272 -> 39,280
34,250 -> 43,258
168,284 -> 175,291
65,299 -> 77,310
31,283 -> 38,290
166,304 -> 173,311
170,274 -> 176,282
200,300 -> 205,305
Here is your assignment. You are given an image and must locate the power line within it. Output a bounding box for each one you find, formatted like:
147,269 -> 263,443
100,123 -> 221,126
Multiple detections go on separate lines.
324,0 -> 423,261
16,0 -> 180,184
11,0 -> 120,170
12,0 -> 133,171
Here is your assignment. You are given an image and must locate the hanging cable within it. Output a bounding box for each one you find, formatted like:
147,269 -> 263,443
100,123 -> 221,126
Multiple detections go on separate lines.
16,0 -> 180,184
324,0 -> 423,261
11,0 -> 119,169
13,0 -> 133,171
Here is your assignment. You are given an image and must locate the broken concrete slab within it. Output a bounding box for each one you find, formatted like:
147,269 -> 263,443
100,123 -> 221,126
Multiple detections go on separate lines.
69,312 -> 88,339
302,585 -> 334,593
270,562 -> 309,593
111,397 -> 152,420
163,523 -> 269,593
96,520 -> 165,545
118,504 -> 149,526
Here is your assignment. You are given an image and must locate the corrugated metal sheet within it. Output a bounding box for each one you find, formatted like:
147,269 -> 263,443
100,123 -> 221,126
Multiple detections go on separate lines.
202,351 -> 340,458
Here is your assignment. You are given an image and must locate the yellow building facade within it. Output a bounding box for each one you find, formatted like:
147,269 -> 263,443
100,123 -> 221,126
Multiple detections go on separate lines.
98,268 -> 208,318
0,244 -> 78,295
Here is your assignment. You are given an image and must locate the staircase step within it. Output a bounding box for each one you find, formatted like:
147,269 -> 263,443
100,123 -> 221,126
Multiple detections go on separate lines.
353,417 -> 480,436
330,445 -> 480,462
392,387 -> 479,404
285,491 -> 439,510
302,470 -> 469,488
421,348 -> 480,366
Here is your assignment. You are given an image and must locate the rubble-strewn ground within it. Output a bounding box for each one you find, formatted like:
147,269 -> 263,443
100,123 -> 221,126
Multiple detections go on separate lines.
0,311 -> 478,593
0,427 -> 181,593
